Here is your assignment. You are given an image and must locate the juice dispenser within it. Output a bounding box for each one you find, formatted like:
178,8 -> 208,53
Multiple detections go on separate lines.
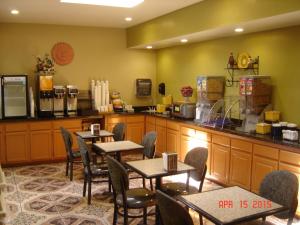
37,74 -> 54,118
66,85 -> 78,116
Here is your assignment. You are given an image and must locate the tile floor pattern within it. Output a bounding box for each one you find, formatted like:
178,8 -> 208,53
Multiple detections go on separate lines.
0,159 -> 298,225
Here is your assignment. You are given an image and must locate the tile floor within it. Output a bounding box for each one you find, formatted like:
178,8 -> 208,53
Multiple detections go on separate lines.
0,159 -> 297,225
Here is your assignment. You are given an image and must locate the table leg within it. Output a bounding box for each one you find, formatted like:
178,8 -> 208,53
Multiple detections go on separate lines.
116,152 -> 121,162
155,177 -> 162,225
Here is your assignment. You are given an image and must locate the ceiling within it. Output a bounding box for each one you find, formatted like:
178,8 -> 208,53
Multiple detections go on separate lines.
0,0 -> 203,28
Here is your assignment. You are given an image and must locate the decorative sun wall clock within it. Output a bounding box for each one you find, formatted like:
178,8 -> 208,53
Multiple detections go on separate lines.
51,42 -> 74,65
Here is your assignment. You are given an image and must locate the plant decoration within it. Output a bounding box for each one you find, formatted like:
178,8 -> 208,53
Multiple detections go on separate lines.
35,54 -> 55,74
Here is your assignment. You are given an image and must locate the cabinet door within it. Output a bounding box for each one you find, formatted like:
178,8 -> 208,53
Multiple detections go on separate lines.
155,125 -> 166,156
30,130 -> 52,161
6,132 -> 29,163
126,123 -> 144,144
211,143 -> 230,184
251,156 -> 278,193
0,128 -> 6,164
166,128 -> 180,154
180,135 -> 194,161
279,162 -> 300,214
145,122 -> 156,133
53,128 -> 80,159
229,149 -> 252,189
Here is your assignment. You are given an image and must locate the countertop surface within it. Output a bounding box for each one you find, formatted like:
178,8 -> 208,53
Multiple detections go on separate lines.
1,111 -> 300,150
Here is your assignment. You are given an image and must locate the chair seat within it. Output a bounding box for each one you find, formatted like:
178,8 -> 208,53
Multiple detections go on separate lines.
161,182 -> 199,196
72,151 -> 81,158
116,188 -> 156,208
89,164 -> 109,177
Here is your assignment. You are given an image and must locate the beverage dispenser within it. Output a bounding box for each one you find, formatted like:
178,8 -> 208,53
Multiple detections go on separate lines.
66,85 -> 78,116
37,74 -> 54,117
53,85 -> 66,117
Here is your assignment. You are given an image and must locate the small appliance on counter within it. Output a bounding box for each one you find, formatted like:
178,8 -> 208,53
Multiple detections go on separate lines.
195,76 -> 225,124
172,102 -> 196,119
66,85 -> 79,116
172,86 -> 196,119
1,75 -> 29,118
53,85 -> 66,117
37,74 -> 54,118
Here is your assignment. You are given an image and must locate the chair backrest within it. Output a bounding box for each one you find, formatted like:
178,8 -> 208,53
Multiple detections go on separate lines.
107,155 -> 129,196
60,127 -> 74,158
142,131 -> 157,158
156,190 -> 194,225
77,136 -> 91,174
112,123 -> 126,141
184,147 -> 208,183
259,170 -> 299,219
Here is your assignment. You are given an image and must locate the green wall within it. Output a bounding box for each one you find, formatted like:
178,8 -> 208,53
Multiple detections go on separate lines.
157,25 -> 300,124
127,0 -> 300,47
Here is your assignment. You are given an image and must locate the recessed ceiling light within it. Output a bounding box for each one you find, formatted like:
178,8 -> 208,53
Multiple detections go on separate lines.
60,0 -> 144,8
146,46 -> 153,49
125,17 -> 132,22
234,28 -> 244,33
11,9 -> 19,15
181,38 -> 188,43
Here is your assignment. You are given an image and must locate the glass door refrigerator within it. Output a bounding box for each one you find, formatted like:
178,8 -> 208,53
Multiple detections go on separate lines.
1,75 -> 29,118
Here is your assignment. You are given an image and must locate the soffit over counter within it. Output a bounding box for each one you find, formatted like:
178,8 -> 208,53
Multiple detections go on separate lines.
126,0 -> 300,49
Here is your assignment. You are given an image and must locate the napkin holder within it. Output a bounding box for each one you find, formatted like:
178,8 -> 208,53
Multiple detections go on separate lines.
163,152 -> 178,172
91,124 -> 100,135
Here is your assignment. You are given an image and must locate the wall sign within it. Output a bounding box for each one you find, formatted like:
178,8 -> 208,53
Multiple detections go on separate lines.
51,42 -> 74,65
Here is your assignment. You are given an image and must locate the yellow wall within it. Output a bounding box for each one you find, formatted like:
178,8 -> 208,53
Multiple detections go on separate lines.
127,0 -> 300,47
0,23 -> 156,106
157,25 -> 300,124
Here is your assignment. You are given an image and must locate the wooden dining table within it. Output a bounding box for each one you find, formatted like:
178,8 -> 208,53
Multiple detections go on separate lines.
93,140 -> 144,161
74,130 -> 114,143
178,186 -> 287,225
125,158 -> 195,225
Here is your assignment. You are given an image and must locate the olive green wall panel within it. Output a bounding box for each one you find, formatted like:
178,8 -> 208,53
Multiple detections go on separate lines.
156,26 -> 300,124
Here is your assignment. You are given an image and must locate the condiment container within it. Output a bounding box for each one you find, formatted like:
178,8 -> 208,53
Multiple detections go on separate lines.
256,123 -> 271,134
162,152 -> 178,172
279,122 -> 288,130
91,124 -> 100,135
282,130 -> 299,141
287,123 -> 298,131
265,111 -> 280,122
271,123 -> 282,139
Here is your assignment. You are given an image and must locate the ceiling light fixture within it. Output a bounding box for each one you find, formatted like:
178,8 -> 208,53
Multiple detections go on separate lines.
146,46 -> 153,49
11,9 -> 19,15
234,27 -> 244,33
125,17 -> 132,22
60,0 -> 144,8
181,38 -> 188,43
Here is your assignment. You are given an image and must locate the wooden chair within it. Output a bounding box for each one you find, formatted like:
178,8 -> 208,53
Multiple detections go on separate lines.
77,136 -> 110,204
60,127 -> 82,181
107,155 -> 156,225
156,190 -> 194,225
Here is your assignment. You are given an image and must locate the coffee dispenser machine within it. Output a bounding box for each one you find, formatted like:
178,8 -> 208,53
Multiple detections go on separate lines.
53,85 -> 66,117
37,74 -> 54,117
66,85 -> 78,116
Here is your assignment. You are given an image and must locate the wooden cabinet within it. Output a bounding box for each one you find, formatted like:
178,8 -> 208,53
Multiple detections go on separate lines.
166,128 -> 180,154
155,120 -> 167,156
211,143 -> 230,184
0,125 -> 5,164
53,119 -> 82,160
166,121 -> 180,155
5,123 -> 29,163
29,122 -> 52,161
279,150 -> 300,214
126,116 -> 144,144
251,144 -> 279,193
229,139 -> 252,190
